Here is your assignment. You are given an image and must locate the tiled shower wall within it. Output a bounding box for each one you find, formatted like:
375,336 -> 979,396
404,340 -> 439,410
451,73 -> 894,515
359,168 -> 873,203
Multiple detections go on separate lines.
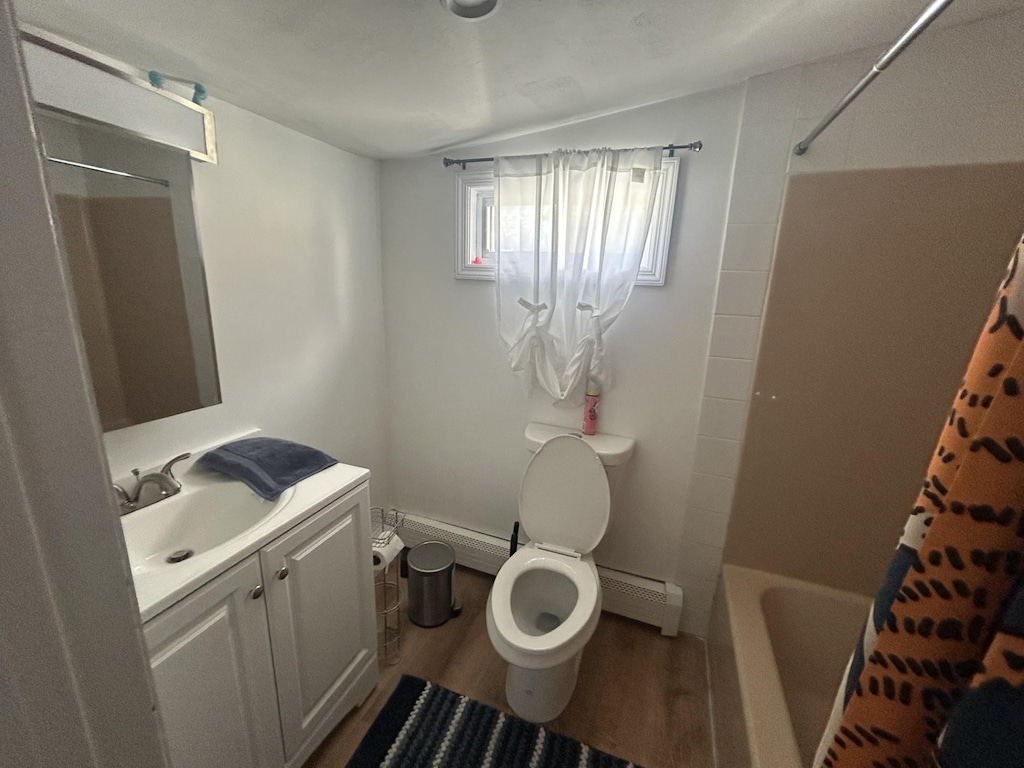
676,73 -> 780,634
678,7 -> 1024,635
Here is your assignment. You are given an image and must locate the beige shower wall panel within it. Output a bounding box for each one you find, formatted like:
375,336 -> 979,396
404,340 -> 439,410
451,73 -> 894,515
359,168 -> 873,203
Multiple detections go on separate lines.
724,162 -> 1024,596
87,196 -> 202,426
57,194 -> 131,430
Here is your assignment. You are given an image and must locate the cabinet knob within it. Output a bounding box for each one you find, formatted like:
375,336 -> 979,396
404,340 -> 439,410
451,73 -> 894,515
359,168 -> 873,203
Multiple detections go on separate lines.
250,584 -> 264,599
276,566 -> 290,580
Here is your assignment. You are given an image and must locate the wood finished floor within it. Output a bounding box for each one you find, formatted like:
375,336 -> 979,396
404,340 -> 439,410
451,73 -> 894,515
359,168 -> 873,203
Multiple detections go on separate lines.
306,567 -> 714,768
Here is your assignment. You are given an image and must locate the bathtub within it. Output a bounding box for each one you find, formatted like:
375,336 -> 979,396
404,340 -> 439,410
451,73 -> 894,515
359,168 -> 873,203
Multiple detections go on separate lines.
708,565 -> 872,768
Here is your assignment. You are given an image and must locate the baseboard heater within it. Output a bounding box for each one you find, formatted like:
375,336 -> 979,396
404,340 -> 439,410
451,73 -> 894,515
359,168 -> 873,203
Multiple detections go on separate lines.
398,512 -> 683,636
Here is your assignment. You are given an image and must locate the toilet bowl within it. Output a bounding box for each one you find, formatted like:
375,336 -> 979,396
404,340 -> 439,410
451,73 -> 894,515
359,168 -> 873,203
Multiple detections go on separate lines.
486,433 -> 610,722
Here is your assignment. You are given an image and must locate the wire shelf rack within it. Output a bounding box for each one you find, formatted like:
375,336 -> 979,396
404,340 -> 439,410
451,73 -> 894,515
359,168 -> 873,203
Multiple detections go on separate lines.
371,506 -> 404,548
371,507 -> 404,665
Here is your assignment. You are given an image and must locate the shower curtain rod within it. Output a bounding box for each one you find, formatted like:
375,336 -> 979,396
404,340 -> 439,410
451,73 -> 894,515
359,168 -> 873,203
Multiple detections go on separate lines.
442,141 -> 702,170
794,0 -> 953,155
45,156 -> 171,187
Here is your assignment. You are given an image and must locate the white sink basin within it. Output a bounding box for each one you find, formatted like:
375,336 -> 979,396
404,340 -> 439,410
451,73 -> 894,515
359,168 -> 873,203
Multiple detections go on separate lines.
119,460 -> 370,622
121,476 -> 294,575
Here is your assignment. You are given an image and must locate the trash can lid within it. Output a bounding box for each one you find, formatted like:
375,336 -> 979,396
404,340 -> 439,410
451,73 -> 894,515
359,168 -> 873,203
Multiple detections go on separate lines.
408,541 -> 455,574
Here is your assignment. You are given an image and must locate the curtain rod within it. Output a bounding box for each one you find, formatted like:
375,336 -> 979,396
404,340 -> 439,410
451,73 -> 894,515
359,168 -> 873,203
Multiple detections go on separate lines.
45,156 -> 171,187
793,0 -> 952,155
442,141 -> 702,170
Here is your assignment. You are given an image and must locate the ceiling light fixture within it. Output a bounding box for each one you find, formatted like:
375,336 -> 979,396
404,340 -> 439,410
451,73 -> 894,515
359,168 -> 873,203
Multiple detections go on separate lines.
441,0 -> 498,21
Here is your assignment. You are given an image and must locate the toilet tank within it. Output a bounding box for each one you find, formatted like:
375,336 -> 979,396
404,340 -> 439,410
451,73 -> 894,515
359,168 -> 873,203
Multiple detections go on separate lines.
523,422 -> 635,467
523,422 -> 634,529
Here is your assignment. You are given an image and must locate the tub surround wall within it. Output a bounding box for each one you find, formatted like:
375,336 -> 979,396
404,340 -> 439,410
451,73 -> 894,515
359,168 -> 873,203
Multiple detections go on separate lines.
102,98 -> 390,508
726,163 -> 1024,595
58,194 -> 202,429
380,85 -> 744,634
56,195 -> 131,428
692,7 -> 1024,630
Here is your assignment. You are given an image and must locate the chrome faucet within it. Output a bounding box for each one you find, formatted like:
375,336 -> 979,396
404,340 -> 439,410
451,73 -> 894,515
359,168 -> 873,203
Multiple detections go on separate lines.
114,452 -> 191,514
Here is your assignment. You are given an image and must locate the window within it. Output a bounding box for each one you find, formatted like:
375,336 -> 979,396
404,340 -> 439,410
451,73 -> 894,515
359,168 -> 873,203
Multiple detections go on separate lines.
454,156 -> 680,285
454,169 -> 496,279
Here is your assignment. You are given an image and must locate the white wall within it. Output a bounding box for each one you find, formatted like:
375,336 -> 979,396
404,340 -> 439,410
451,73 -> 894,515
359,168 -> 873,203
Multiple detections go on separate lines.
1,3 -> 167,761
698,8 -> 1024,631
103,98 -> 389,508
380,85 -> 744,632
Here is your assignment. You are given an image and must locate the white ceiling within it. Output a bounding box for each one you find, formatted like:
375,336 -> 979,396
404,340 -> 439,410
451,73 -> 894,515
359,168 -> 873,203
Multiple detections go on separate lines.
13,0 -> 1020,158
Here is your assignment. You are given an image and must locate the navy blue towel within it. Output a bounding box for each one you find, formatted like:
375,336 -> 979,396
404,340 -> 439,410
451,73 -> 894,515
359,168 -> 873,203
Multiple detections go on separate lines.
198,437 -> 337,500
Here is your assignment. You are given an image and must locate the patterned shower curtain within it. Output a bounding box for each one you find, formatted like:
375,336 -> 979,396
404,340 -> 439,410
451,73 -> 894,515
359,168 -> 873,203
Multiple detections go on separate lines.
814,231 -> 1024,768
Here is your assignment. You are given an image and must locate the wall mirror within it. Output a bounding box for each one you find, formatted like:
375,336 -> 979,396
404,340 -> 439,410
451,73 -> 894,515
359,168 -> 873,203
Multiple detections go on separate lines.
37,111 -> 221,431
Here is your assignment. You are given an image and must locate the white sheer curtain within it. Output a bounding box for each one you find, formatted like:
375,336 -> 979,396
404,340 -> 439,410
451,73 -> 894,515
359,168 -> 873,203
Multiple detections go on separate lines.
494,147 -> 664,404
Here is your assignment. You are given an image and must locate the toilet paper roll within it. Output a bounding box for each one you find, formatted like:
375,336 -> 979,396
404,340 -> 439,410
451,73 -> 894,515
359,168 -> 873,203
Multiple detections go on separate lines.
372,533 -> 404,576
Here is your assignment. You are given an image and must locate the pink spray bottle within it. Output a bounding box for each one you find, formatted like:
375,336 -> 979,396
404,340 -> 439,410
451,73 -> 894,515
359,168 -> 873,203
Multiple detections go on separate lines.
582,380 -> 600,436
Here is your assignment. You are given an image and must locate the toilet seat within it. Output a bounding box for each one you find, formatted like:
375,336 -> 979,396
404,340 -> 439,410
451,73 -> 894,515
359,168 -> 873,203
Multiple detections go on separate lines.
518,434 -> 610,555
487,545 -> 602,669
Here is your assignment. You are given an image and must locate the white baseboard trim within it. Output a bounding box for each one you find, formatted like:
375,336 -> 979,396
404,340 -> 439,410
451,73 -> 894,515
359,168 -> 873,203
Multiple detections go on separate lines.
397,511 -> 684,636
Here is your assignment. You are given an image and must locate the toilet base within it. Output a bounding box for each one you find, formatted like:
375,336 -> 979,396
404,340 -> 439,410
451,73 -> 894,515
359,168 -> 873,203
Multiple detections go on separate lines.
505,650 -> 583,723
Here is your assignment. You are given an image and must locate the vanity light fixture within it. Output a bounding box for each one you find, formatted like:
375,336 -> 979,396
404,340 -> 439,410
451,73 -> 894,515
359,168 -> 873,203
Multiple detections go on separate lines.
441,0 -> 498,21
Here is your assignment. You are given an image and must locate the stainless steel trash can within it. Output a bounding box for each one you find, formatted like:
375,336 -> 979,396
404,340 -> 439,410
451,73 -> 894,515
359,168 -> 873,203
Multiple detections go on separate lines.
407,541 -> 457,627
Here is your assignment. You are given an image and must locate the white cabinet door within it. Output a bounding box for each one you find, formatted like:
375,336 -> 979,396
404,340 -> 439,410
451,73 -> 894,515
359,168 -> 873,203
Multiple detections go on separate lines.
144,555 -> 283,768
260,483 -> 376,760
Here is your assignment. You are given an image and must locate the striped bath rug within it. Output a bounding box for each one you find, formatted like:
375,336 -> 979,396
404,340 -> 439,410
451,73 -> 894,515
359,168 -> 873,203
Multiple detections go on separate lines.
347,675 -> 641,767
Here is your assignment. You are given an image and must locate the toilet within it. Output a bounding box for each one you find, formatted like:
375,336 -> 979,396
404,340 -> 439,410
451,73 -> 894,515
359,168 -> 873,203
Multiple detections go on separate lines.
486,433 -> 610,723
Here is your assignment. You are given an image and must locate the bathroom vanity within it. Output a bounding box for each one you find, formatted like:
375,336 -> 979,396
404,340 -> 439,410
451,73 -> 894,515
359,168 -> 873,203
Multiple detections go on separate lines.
123,459 -> 377,768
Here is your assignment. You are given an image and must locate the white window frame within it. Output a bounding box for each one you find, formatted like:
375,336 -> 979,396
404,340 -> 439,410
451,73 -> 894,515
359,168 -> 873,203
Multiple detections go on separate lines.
454,169 -> 498,280
454,156 -> 680,285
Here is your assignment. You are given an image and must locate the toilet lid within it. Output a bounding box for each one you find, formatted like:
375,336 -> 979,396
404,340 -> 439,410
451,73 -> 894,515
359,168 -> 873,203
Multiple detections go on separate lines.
519,434 -> 610,554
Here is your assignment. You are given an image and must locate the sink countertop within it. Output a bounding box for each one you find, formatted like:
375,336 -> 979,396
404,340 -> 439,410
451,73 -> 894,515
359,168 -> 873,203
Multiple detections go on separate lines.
125,461 -> 370,623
